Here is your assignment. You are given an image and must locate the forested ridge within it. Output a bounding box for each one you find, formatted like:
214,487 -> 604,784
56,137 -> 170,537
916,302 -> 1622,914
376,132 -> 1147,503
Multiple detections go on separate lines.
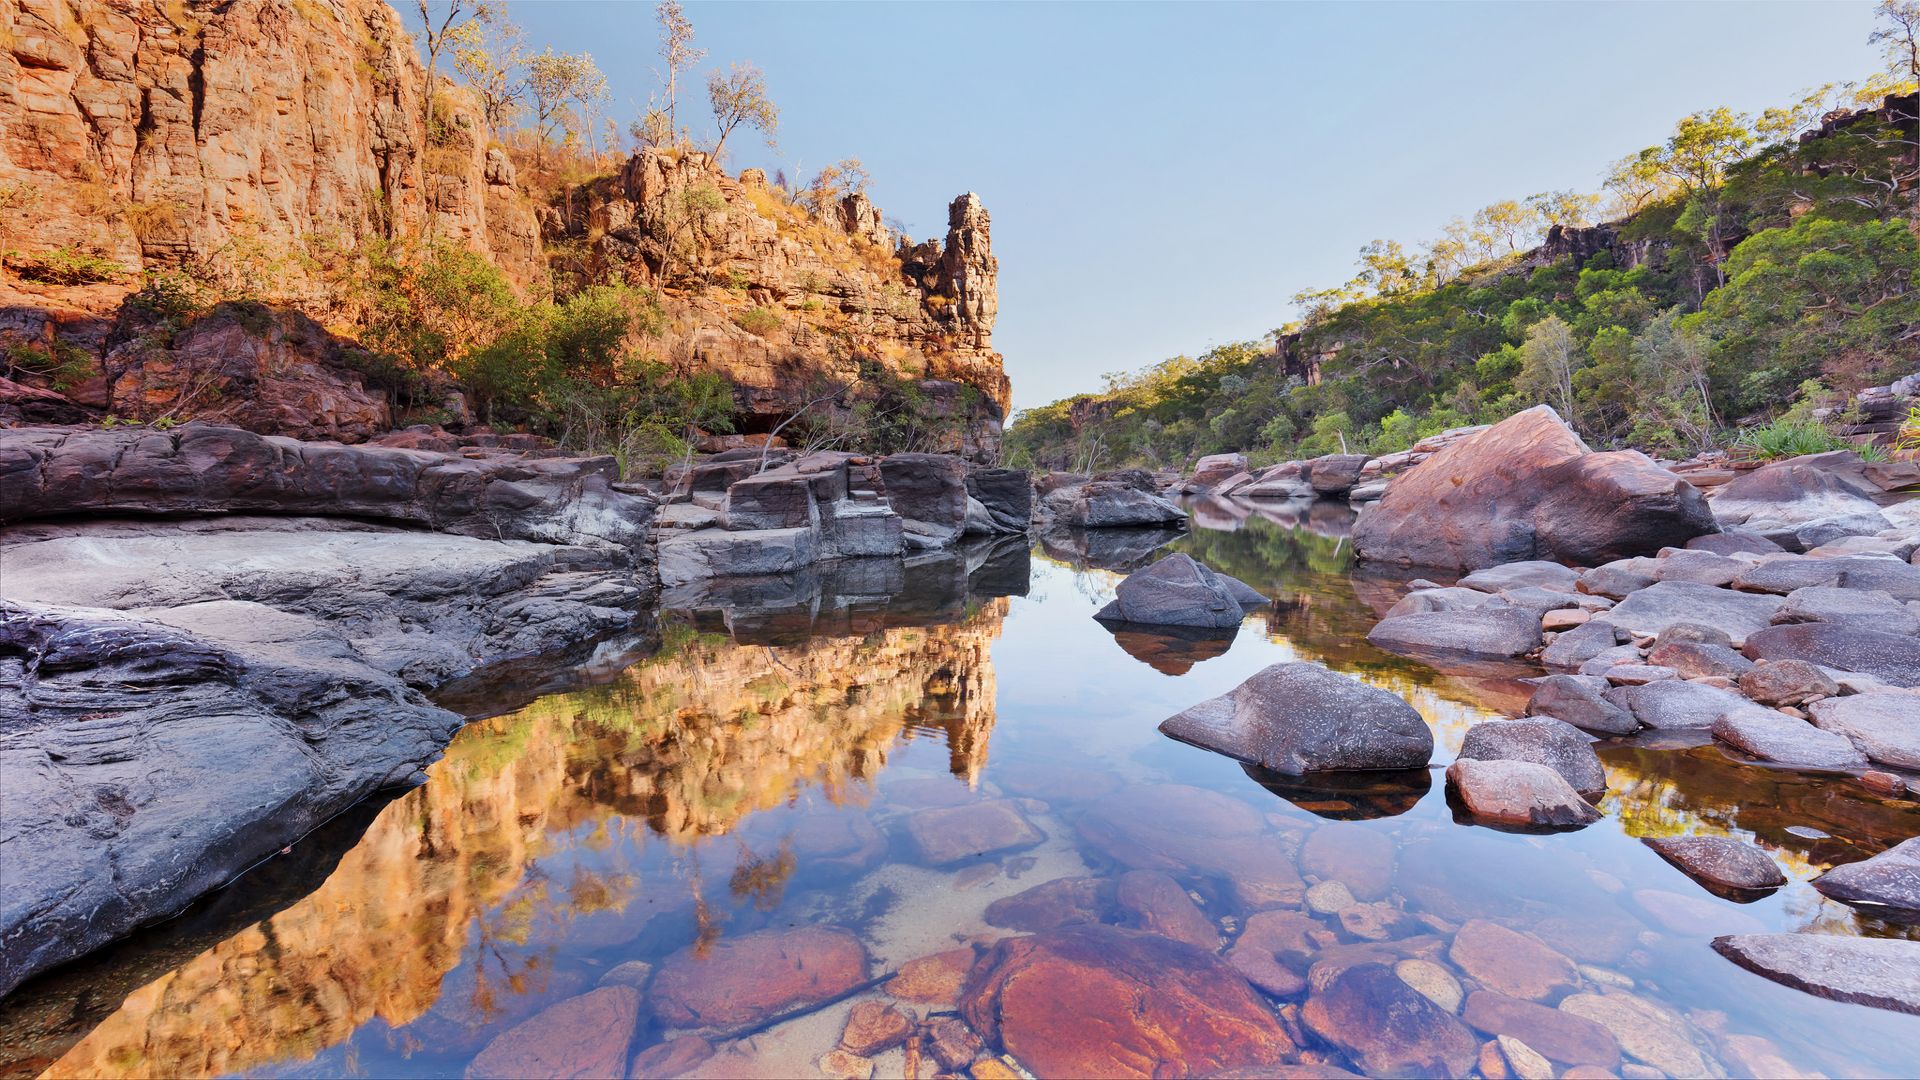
1008,3 -> 1920,472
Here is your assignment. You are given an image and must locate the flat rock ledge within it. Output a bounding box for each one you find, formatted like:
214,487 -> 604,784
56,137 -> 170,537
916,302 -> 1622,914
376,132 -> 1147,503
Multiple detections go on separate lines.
0,517 -> 651,996
1712,934 -> 1920,1015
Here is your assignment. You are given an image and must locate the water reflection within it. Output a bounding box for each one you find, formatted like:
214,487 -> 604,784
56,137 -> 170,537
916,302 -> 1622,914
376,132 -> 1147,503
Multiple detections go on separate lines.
6,503 -> 1918,1080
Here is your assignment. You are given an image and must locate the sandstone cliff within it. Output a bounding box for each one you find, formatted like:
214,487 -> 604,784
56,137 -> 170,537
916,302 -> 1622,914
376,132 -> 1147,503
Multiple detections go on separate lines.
0,0 -> 1008,453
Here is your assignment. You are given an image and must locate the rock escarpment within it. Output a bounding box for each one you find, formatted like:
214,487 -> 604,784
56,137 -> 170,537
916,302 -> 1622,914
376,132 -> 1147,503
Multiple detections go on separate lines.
0,0 -> 1010,453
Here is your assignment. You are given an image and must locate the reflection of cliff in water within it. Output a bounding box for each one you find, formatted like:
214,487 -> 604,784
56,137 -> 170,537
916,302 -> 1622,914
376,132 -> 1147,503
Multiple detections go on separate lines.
34,563 -> 1014,1080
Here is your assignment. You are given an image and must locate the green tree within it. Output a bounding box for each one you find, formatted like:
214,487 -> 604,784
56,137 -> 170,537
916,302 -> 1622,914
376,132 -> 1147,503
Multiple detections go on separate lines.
1513,314 -> 1578,420
707,62 -> 779,158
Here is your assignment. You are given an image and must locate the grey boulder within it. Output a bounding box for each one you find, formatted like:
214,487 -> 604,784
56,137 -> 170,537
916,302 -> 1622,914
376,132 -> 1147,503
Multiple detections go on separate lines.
1366,606 -> 1542,659
1095,553 -> 1265,629
1811,838 -> 1920,916
1645,836 -> 1786,893
1712,934 -> 1920,1014
1527,674 -> 1638,735
1774,585 -> 1920,636
1711,708 -> 1868,770
1159,662 -> 1434,775
1456,717 -> 1606,799
1606,680 -> 1755,730
1742,623 -> 1920,688
1808,693 -> 1920,770
1605,581 -> 1784,646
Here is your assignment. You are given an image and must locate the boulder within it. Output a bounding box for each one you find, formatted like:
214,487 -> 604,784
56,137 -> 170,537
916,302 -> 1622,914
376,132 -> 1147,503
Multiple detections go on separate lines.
1811,837 -> 1920,915
1456,717 -> 1607,799
649,927 -> 871,1036
1653,549 -> 1746,587
1458,560 -> 1581,593
1366,606 -> 1543,659
1094,553 -> 1263,629
1644,836 -> 1786,893
1039,476 -> 1186,528
1605,679 -> 1757,730
1709,451 -> 1892,547
1711,708 -> 1868,770
984,877 -> 1113,932
1737,658 -> 1839,706
1238,461 -> 1316,500
1604,581 -> 1784,646
1837,557 -> 1920,601
963,468 -> 1032,533
1576,557 -> 1663,600
466,986 -> 642,1080
725,472 -> 819,530
903,801 -> 1044,865
1731,555 -> 1853,595
1352,405 -> 1715,571
1556,992 -> 1714,1077
1116,870 -> 1220,951
1712,934 -> 1920,1014
879,453 -> 970,547
0,424 -> 657,558
1742,623 -> 1920,687
1160,662 -> 1433,774
1687,529 -> 1786,556
1446,759 -> 1599,828
1808,693 -> 1920,770
1383,586 -> 1505,619
1645,640 -> 1754,680
1540,619 -> 1627,670
959,925 -> 1293,1078
1308,453 -> 1369,495
1774,584 -> 1912,634
1449,920 -> 1581,1001
1527,674 -> 1638,735
1188,452 -> 1249,491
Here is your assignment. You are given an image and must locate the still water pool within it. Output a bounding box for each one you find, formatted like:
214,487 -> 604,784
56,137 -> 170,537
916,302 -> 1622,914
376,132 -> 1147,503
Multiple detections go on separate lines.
4,506 -> 1917,1078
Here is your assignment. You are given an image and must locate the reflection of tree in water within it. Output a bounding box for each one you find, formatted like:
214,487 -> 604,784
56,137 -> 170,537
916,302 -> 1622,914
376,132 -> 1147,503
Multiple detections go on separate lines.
39,600 -> 1010,1080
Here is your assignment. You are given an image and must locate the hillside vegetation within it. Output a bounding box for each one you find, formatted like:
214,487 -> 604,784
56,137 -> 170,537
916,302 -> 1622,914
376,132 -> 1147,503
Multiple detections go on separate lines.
1009,4 -> 1920,472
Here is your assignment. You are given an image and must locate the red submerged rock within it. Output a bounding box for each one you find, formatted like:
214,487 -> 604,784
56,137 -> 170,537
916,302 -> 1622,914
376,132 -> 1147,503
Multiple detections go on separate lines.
1462,990 -> 1622,1070
886,947 -> 977,1006
1228,910 -> 1326,997
904,800 -> 1044,865
1117,869 -> 1221,951
464,985 -> 641,1080
649,927 -> 871,1035
924,1016 -> 988,1070
961,925 -> 1294,1077
1301,824 -> 1396,900
1076,785 -> 1304,909
840,1001 -> 912,1056
1301,962 -> 1479,1077
1448,920 -> 1579,1002
983,876 -> 1114,932
628,1035 -> 715,1079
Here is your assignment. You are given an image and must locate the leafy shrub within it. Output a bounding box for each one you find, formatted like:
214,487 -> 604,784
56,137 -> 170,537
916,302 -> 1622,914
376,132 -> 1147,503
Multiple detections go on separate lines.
8,246 -> 125,285
733,306 -> 780,337
4,340 -> 95,391
1731,420 -> 1852,460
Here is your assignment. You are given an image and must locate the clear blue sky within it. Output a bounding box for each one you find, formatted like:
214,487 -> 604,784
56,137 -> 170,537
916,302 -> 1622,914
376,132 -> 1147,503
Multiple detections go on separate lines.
467,1 -> 1890,413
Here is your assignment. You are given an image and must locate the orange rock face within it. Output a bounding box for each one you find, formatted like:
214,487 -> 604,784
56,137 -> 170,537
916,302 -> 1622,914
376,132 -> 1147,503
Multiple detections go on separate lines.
960,925 -> 1294,1078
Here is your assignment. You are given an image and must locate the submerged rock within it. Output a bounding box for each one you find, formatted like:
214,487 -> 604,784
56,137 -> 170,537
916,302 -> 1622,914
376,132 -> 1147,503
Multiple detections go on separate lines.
903,800 -> 1044,865
1159,662 -> 1434,774
1302,962 -> 1479,1076
1449,920 -> 1580,1002
1556,992 -> 1716,1077
1462,991 -> 1621,1070
1811,837 -> 1920,915
960,925 -> 1294,1078
1446,759 -> 1600,828
1351,405 -> 1715,571
649,927 -> 871,1036
1712,934 -> 1920,1015
1094,552 -> 1264,629
1456,717 -> 1607,800
465,985 -> 642,1080
1366,606 -> 1543,659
